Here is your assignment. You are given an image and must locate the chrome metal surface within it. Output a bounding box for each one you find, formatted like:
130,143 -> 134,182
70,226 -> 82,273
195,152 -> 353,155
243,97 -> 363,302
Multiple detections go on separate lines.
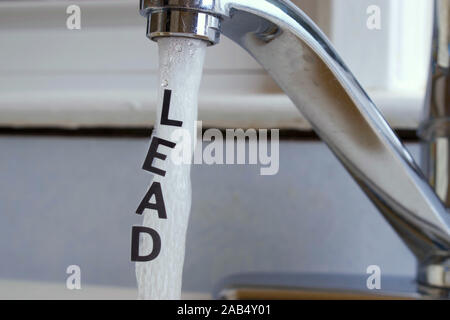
140,0 -> 450,294
140,0 -> 220,16
419,0 -> 450,206
146,10 -> 220,45
213,272 -> 422,300
418,0 -> 450,290
418,254 -> 450,291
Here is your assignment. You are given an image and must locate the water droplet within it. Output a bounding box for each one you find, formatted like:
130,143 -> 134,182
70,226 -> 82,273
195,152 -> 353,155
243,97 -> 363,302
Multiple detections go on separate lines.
189,49 -> 194,56
187,41 -> 193,46
175,45 -> 182,52
161,80 -> 168,87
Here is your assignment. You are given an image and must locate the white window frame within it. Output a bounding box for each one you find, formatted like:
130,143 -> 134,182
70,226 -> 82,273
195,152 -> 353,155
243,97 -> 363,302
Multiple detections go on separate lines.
0,0 -> 433,129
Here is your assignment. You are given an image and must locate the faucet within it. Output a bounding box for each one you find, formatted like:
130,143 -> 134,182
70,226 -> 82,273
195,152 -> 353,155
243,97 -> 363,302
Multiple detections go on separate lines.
139,0 -> 450,298
420,1 -> 450,216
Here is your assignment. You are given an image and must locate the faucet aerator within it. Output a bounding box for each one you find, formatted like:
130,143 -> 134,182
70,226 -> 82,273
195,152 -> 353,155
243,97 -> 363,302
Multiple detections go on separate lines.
143,9 -> 221,45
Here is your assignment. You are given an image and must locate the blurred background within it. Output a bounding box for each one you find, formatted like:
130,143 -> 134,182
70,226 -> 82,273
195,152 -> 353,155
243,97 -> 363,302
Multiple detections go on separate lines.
0,0 -> 433,298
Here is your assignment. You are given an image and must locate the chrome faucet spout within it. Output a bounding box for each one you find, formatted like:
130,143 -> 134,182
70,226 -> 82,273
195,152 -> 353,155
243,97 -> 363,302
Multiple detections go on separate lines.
140,0 -> 450,295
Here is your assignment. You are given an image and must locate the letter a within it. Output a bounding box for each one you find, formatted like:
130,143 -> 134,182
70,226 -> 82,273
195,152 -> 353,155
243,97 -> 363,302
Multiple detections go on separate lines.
136,181 -> 167,219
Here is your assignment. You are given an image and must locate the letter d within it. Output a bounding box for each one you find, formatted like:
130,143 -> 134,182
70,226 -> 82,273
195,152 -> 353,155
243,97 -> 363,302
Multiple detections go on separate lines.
131,226 -> 161,262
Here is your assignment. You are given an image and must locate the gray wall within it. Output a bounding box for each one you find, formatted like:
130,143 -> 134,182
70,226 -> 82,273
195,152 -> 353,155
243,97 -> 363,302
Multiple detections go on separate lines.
0,136 -> 416,293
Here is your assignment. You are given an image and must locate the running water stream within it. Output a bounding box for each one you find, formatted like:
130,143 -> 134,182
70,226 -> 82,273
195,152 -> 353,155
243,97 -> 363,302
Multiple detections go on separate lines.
136,37 -> 207,300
